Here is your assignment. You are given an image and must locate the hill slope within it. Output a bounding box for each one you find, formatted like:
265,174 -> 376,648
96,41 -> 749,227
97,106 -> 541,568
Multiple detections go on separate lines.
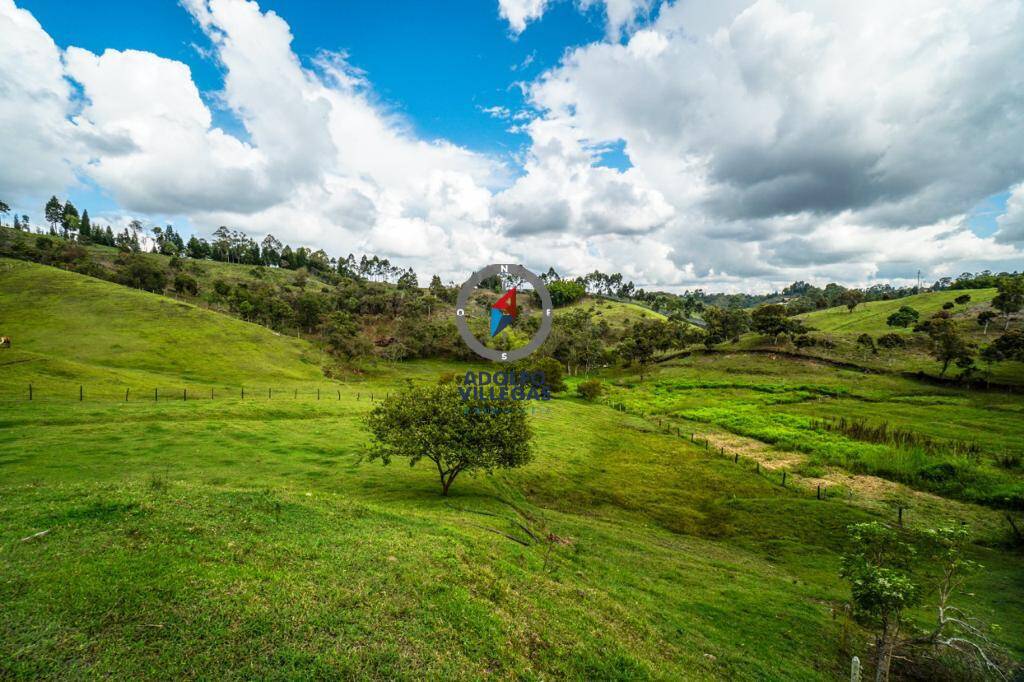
797,288 -> 996,335
0,257 -> 1021,678
0,258 -> 323,393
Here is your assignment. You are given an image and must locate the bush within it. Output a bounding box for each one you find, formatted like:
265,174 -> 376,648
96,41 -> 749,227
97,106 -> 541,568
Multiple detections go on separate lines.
516,356 -> 567,393
856,333 -> 877,354
546,280 -> 586,307
942,301 -> 955,310
954,294 -> 971,305
794,334 -> 816,348
576,379 -> 604,400
116,254 -> 167,293
876,333 -> 906,349
212,278 -> 231,298
919,462 -> 958,483
887,306 -> 920,328
173,272 -> 199,296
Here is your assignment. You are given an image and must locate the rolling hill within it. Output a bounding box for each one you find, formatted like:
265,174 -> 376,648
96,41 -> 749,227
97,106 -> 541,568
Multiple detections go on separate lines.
0,257 -> 323,395
1,257 -> 1021,679
797,288 -> 997,335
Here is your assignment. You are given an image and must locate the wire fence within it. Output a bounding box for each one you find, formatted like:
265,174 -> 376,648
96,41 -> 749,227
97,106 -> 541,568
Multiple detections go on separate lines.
0,383 -> 393,405
605,399 -> 874,509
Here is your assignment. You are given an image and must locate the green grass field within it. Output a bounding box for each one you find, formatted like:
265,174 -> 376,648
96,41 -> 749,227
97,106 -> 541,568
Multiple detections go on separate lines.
2,260 -> 1022,679
797,289 -> 996,335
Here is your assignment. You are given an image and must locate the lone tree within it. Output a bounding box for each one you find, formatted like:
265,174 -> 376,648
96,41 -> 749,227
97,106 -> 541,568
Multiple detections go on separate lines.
44,195 -> 62,231
841,522 -> 920,682
840,288 -> 864,313
886,305 -> 920,329
365,383 -> 533,495
922,316 -> 975,377
841,523 -> 1013,682
977,310 -> 997,336
992,276 -> 1024,331
751,303 -> 804,344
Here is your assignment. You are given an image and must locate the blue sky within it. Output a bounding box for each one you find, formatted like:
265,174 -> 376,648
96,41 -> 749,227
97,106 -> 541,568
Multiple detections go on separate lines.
21,0 -> 605,157
17,0 -> 617,233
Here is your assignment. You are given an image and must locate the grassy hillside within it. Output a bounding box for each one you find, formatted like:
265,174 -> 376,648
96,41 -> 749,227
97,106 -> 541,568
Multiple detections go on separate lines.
0,226 -> 324,299
570,296 -> 667,328
0,258 -> 323,394
797,288 -> 996,335
1,258 -> 1022,679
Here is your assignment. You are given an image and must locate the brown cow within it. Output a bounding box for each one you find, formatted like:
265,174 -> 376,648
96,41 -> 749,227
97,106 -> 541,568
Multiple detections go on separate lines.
0,336 -> 10,348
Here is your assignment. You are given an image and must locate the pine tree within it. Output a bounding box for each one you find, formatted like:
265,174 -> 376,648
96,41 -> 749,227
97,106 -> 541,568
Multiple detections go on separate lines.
79,210 -> 91,239
44,196 -> 62,231
61,201 -> 79,237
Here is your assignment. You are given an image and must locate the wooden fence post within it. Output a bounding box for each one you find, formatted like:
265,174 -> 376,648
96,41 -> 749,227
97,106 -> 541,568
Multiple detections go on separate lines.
155,388 -> 158,402
898,506 -> 903,526
734,452 -> 738,463
183,388 -> 187,401
756,462 -> 760,474
211,388 -> 214,399
782,471 -> 787,487
28,383 -> 32,401
79,385 -> 83,401
317,388 -> 320,400
125,388 -> 130,402
817,484 -> 821,500
268,388 -> 272,399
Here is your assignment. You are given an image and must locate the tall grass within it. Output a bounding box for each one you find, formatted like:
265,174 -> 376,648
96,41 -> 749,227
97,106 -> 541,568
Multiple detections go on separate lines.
810,416 -> 981,460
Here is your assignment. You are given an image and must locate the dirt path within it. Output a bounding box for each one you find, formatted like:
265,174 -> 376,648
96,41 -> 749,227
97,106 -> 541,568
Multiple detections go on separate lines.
692,427 -> 1011,540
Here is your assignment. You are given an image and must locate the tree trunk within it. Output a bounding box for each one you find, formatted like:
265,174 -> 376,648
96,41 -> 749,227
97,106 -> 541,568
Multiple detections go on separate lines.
874,625 -> 890,682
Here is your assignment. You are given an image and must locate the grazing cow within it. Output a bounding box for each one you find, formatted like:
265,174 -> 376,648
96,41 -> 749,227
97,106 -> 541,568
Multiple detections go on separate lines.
0,336 -> 10,348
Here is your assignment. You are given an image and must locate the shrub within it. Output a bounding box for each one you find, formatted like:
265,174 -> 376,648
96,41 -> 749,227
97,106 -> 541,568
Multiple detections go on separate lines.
887,306 -> 920,328
212,278 -> 231,298
954,294 -> 971,305
516,356 -> 567,393
576,379 -> 604,400
794,334 -> 816,348
942,301 -> 955,310
919,462 -> 958,483
546,280 -> 586,307
995,453 -> 1021,470
116,254 -> 167,293
173,272 -> 199,296
877,333 -> 906,349
856,333 -> 877,354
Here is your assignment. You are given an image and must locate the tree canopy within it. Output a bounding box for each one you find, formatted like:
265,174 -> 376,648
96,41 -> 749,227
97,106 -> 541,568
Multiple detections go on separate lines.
365,383 -> 534,495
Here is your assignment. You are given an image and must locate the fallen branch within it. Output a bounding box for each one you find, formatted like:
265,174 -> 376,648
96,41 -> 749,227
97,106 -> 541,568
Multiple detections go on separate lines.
20,529 -> 50,542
